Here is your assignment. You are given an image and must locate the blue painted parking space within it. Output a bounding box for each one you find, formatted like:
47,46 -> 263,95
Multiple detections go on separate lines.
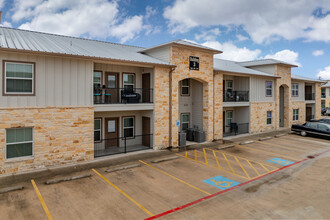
267,158 -> 294,166
203,176 -> 240,190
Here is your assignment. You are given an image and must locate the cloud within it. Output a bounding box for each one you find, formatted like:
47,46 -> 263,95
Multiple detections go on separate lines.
12,0 -> 153,43
201,41 -> 261,61
195,28 -> 221,41
312,49 -> 324,56
264,49 -> 300,66
145,6 -> 157,19
317,66 -> 330,80
163,0 -> 330,44
236,34 -> 248,41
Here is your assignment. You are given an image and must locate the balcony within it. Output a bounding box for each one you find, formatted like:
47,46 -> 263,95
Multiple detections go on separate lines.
94,88 -> 153,105
223,91 -> 249,102
223,123 -> 249,137
305,93 -> 315,101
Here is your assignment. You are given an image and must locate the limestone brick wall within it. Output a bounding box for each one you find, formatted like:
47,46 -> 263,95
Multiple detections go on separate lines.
291,101 -> 306,125
170,46 -> 214,146
315,83 -> 322,120
250,102 -> 276,133
213,72 -> 223,140
153,66 -> 171,149
0,106 -> 94,174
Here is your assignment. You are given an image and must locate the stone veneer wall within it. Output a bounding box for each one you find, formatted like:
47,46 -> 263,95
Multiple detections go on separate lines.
213,72 -> 223,140
315,83 -> 322,120
291,101 -> 306,125
0,106 -> 94,174
250,102 -> 276,133
170,46 -> 214,146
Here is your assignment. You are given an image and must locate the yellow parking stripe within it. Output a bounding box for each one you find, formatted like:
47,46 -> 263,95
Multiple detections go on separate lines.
259,163 -> 271,172
222,153 -> 236,174
212,150 -> 221,169
257,141 -> 310,152
31,179 -> 53,220
176,153 -> 249,179
233,156 -> 251,179
92,169 -> 154,216
194,149 -> 197,161
246,160 -> 261,176
203,148 -> 208,164
139,160 -> 211,195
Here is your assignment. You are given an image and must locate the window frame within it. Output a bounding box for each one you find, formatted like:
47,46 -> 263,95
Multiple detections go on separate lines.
3,60 -> 36,96
226,80 -> 233,93
292,83 -> 299,97
226,110 -> 233,126
265,81 -> 273,97
94,118 -> 102,142
181,113 -> 190,131
181,79 -> 190,96
122,73 -> 135,90
267,111 -> 272,125
93,71 -> 103,89
122,116 -> 135,139
5,127 -> 34,160
293,109 -> 299,121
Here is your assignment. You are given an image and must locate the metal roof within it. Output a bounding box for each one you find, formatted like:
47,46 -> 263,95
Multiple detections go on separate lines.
214,58 -> 278,77
238,59 -> 298,68
0,27 -> 173,66
291,74 -> 324,83
321,81 -> 330,87
140,39 -> 222,54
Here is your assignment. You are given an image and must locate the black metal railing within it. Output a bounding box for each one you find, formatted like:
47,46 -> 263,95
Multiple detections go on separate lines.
93,88 -> 153,104
305,93 -> 315,100
223,91 -> 249,102
306,115 -> 315,122
94,134 -> 153,158
223,123 -> 249,137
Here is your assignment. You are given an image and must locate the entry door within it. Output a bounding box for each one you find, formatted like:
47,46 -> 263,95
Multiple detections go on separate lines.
279,86 -> 284,127
105,118 -> 119,148
105,72 -> 119,103
306,107 -> 312,121
142,117 -> 151,147
142,73 -> 151,103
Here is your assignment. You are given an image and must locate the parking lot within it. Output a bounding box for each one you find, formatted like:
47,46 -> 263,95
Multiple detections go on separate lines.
0,133 -> 329,220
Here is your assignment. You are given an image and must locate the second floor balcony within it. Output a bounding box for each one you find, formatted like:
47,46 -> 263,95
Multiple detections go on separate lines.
305,93 -> 315,101
223,91 -> 249,102
94,87 -> 153,104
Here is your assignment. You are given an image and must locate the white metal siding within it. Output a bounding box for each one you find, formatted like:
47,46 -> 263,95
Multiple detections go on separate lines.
191,80 -> 203,130
250,77 -> 275,102
248,65 -> 275,75
145,46 -> 170,63
0,52 -> 93,107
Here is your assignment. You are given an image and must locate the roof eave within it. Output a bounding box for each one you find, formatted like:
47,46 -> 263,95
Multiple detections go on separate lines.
213,68 -> 280,78
140,42 -> 222,54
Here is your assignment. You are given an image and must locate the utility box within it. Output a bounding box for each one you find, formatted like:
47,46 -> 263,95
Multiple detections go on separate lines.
194,130 -> 205,143
186,128 -> 194,141
178,132 -> 186,146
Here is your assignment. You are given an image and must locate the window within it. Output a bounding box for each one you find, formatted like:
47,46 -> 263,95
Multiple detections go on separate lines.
266,81 -> 272,96
181,113 -> 190,131
181,79 -> 190,95
93,71 -> 102,89
318,124 -> 330,132
123,73 -> 135,91
6,128 -> 33,159
226,80 -> 233,93
4,61 -> 34,95
94,119 -> 101,142
123,117 -> 134,138
321,88 -> 326,97
292,83 -> 299,96
293,109 -> 299,121
321,100 -> 325,108
226,111 -> 233,126
267,111 -> 272,125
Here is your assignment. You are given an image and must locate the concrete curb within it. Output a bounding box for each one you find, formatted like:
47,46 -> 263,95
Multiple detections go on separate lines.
45,174 -> 91,185
105,164 -> 141,173
0,186 -> 24,194
216,144 -> 235,150
239,140 -> 255,145
0,149 -> 172,186
275,134 -> 287,138
152,156 -> 179,163
258,137 -> 272,141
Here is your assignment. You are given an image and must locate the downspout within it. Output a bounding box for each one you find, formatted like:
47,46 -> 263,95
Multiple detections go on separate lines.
169,67 -> 175,147
213,72 -> 215,141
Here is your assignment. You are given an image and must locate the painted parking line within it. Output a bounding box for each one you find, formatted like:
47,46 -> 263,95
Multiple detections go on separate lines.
31,179 -> 53,220
203,176 -> 240,190
267,158 -> 294,166
256,141 -> 311,152
92,169 -> 154,217
139,160 -> 211,195
283,136 -> 330,147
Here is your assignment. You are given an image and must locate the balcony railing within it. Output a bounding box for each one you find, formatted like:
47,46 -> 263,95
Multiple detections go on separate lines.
223,91 -> 249,102
94,134 -> 153,157
223,123 -> 249,137
305,93 -> 315,101
94,88 -> 153,104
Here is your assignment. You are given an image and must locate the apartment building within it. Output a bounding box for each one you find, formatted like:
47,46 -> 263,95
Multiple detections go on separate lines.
321,81 -> 330,108
0,27 -> 322,175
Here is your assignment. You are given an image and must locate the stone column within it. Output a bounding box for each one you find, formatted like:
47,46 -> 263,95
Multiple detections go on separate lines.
213,73 -> 223,140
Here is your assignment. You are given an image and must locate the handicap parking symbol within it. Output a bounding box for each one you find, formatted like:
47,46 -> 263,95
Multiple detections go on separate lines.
267,158 -> 294,166
203,176 -> 240,190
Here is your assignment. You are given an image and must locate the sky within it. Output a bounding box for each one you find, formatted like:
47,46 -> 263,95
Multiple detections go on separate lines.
0,0 -> 330,80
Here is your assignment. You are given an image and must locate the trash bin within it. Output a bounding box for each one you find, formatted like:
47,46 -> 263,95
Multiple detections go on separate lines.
178,132 -> 186,146
194,130 -> 205,143
186,128 -> 194,141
